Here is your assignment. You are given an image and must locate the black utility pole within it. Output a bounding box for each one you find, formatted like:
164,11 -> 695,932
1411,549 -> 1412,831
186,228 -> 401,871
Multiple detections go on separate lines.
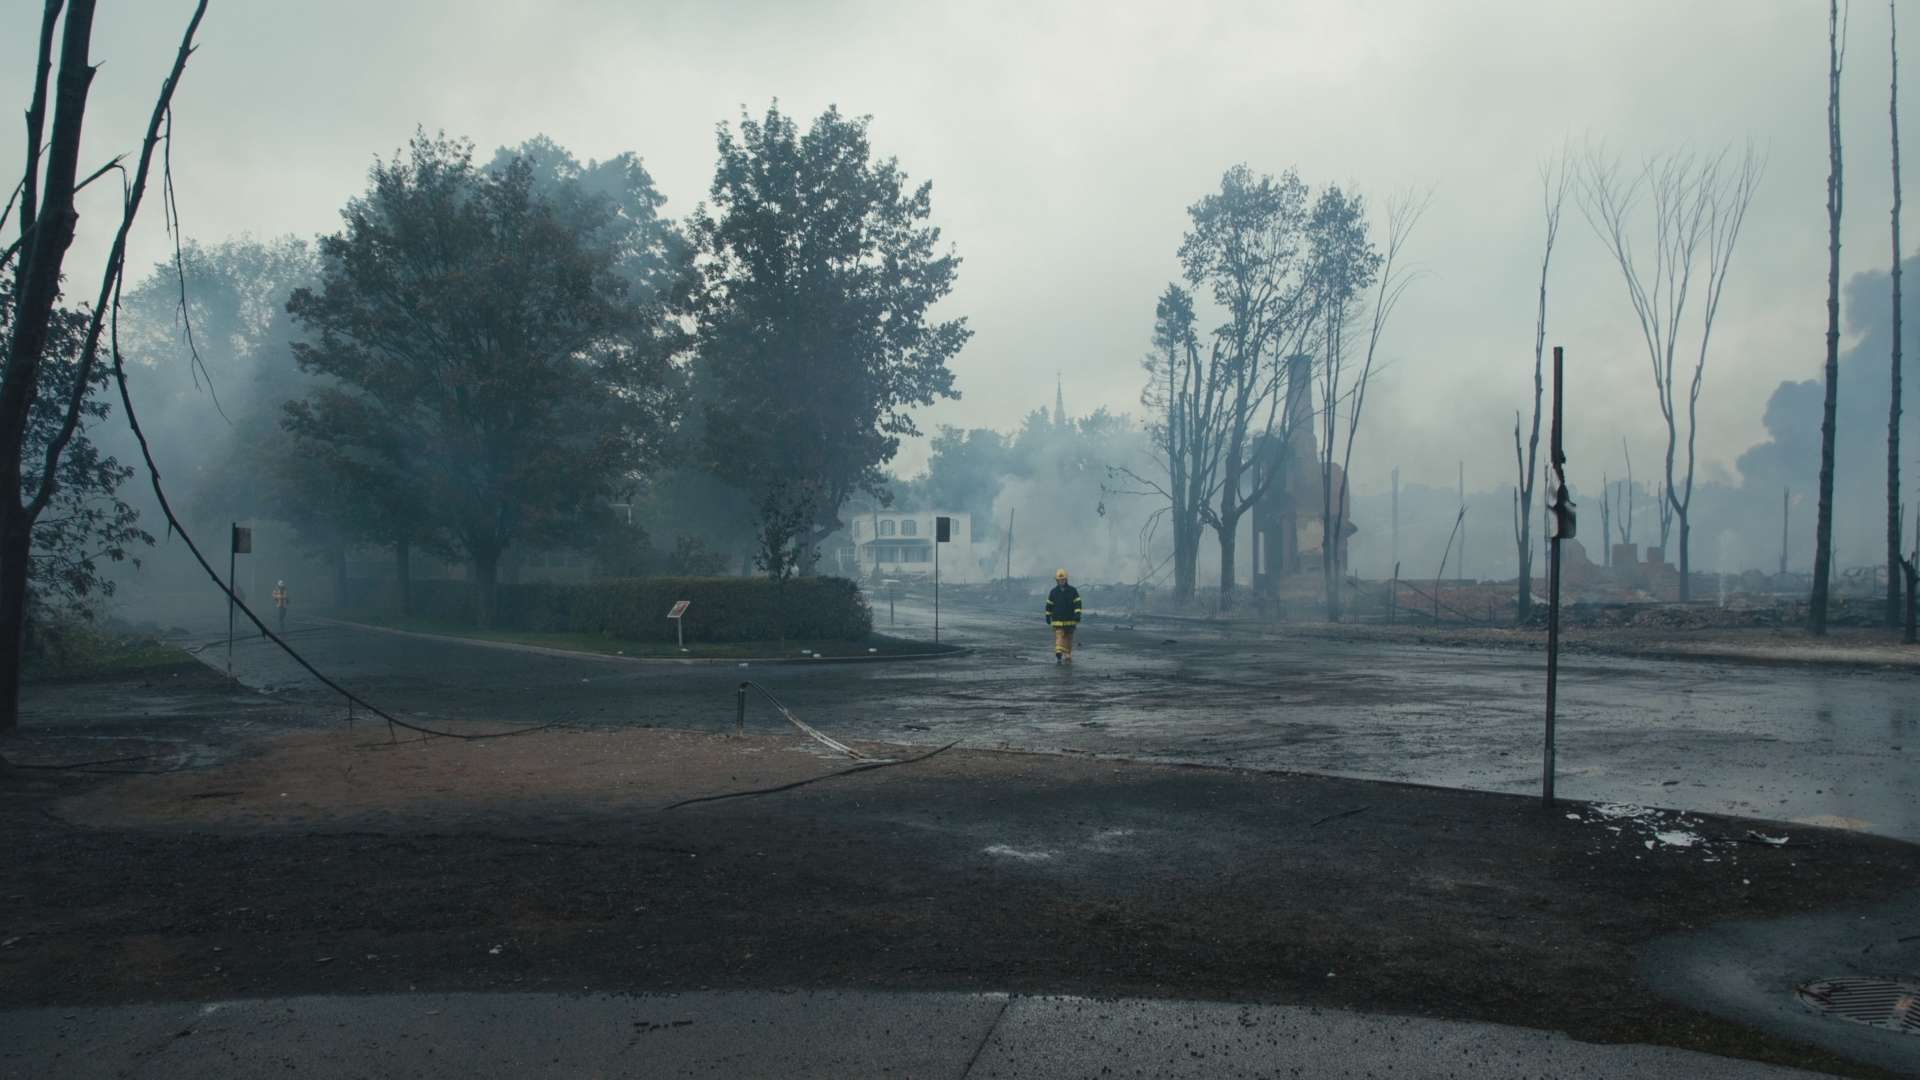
1543,346 -> 1572,807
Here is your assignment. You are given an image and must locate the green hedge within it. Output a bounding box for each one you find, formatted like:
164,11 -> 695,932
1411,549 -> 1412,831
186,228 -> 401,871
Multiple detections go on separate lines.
408,576 -> 873,643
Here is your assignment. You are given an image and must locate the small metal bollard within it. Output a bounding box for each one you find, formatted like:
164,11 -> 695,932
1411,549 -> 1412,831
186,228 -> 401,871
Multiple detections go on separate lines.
735,682 -> 747,736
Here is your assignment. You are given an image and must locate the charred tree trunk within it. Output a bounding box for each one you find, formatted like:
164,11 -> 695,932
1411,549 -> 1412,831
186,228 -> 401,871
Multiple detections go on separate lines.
1516,543 -> 1533,624
1813,0 -> 1846,636
1676,504 -> 1693,603
1321,498 -> 1342,623
0,2 -> 102,735
1217,521 -> 1238,613
1679,517 -> 1692,604
1218,451 -> 1243,611
1170,519 -> 1196,606
0,518 -> 32,734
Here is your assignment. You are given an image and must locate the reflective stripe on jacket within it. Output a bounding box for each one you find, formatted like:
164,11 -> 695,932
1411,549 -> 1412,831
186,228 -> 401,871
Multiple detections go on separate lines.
1045,584 -> 1083,627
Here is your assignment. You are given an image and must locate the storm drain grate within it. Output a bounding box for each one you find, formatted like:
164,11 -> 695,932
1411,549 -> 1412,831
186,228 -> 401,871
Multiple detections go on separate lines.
1796,977 -> 1920,1035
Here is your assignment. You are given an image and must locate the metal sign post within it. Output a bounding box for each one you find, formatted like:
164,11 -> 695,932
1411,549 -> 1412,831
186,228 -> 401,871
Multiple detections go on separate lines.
1543,346 -> 1574,807
934,516 -> 952,644
228,523 -> 251,675
667,600 -> 690,651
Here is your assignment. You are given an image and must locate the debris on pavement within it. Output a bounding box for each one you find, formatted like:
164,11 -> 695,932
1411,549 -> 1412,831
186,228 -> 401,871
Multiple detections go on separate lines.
1567,803 -> 1728,856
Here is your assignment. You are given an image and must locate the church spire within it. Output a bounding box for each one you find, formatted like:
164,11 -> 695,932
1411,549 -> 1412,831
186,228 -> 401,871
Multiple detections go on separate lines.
1054,371 -> 1066,429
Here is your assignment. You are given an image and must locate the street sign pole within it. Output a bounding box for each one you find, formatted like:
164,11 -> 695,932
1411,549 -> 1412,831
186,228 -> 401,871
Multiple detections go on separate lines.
667,600 -> 691,652
228,523 -> 236,675
1544,346 -> 1569,807
934,515 -> 952,645
226,522 -> 251,675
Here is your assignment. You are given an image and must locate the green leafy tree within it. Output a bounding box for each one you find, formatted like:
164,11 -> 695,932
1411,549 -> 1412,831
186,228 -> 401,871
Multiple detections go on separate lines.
280,386 -> 444,613
664,533 -> 729,576
1,280 -> 151,617
917,425 -> 1012,524
287,132 -> 684,623
118,236 -> 321,543
691,103 -> 970,579
490,136 -> 691,307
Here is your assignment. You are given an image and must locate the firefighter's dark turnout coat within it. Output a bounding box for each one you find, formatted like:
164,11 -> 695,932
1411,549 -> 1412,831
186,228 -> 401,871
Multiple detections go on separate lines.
1046,583 -> 1083,628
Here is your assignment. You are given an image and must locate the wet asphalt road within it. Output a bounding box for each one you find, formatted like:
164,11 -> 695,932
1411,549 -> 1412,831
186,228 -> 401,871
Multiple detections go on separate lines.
173,597 -> 1920,843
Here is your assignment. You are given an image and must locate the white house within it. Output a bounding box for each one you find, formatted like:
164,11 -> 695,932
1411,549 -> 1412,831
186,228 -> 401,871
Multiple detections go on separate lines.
849,510 -> 984,582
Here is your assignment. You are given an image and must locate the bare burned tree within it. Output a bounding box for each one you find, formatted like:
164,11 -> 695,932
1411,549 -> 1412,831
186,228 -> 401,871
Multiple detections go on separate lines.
1888,0 -> 1905,627
1314,188 -> 1427,622
1513,153 -> 1568,623
1124,283 -> 1230,604
1813,0 -> 1848,634
1578,141 -> 1764,604
1599,472 -> 1612,567
0,0 -> 210,734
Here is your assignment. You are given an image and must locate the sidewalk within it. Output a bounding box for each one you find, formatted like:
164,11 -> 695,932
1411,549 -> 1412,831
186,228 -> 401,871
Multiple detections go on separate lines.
0,990 -> 1835,1079
1104,610 -> 1920,670
308,615 -> 970,666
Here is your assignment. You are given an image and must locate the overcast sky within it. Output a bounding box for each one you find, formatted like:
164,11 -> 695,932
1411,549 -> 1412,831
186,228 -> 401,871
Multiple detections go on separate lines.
5,0 -> 1908,498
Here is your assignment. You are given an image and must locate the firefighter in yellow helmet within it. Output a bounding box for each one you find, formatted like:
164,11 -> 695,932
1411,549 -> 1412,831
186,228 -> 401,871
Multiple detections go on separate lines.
1045,568 -> 1082,664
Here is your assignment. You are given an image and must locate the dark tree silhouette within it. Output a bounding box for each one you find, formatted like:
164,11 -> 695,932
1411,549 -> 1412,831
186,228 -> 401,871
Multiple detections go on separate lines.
1888,0 -> 1905,626
1813,1 -> 1848,634
0,0 -> 208,733
691,103 -> 968,580
1514,153 -> 1569,623
287,133 -> 682,624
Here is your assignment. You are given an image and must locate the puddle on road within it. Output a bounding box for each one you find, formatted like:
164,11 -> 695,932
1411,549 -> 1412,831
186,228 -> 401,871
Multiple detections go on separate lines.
983,844 -> 1055,861
981,828 -> 1141,864
1791,814 -> 1874,831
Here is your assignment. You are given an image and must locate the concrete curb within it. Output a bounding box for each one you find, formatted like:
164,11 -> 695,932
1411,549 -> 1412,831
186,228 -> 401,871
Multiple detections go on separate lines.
312,616 -> 972,667
0,990 -> 1834,1079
